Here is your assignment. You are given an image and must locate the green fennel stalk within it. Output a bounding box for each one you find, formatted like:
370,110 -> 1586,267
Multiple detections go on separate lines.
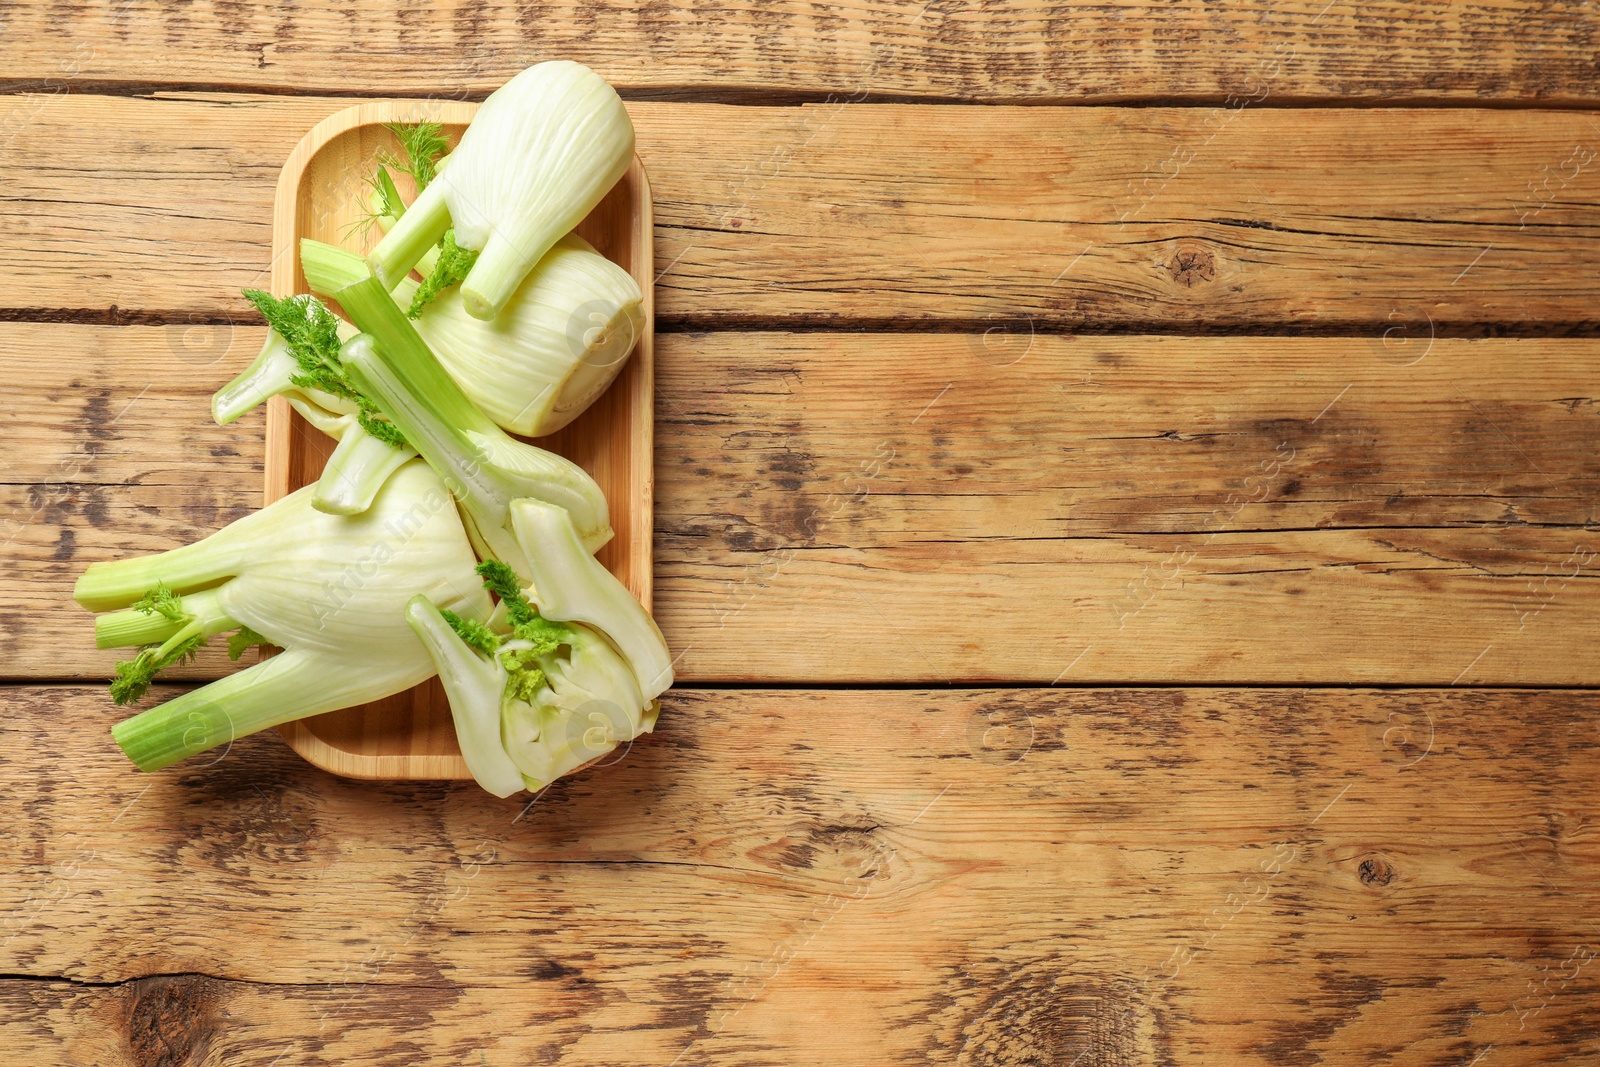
300,240 -> 612,572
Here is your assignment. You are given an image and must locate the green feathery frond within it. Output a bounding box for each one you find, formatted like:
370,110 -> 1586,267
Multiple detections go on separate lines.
509,612 -> 569,657
242,289 -> 405,448
441,609 -> 500,659
470,560 -> 568,703
475,560 -> 525,611
242,289 -> 353,402
355,399 -> 408,447
227,626 -> 272,661
133,582 -> 188,623
382,122 -> 448,193
406,230 -> 480,318
475,559 -> 571,648
110,632 -> 206,706
111,584 -> 208,704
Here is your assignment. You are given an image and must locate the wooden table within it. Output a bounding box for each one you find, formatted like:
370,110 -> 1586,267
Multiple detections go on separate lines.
3,4 -> 1598,1064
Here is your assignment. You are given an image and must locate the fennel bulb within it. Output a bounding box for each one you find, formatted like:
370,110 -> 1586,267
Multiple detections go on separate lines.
76,459 -> 490,771
302,258 -> 613,575
367,60 -> 635,320
304,235 -> 643,437
416,233 -> 643,435
407,547 -> 666,797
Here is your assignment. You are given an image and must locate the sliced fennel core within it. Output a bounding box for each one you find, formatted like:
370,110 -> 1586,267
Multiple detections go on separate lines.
76,460 -> 490,771
304,235 -> 642,436
367,60 -> 635,320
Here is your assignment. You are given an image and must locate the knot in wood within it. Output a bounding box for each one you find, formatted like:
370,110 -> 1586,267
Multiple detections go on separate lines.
1357,855 -> 1397,887
124,974 -> 220,1067
1167,245 -> 1216,288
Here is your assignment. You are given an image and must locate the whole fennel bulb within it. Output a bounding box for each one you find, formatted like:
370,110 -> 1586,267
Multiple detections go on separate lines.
368,60 -> 636,321
304,234 -> 643,437
75,460 -> 490,771
421,234 -> 643,435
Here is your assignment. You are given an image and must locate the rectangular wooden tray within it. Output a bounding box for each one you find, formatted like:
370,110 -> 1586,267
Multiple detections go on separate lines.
263,101 -> 654,781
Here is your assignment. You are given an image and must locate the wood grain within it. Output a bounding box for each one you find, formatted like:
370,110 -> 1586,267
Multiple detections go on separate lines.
3,0 -> 1599,105
7,94 -> 1600,329
1,685 -> 1596,1064
7,325 -> 1599,685
0,323 -> 265,682
2,12 -> 1594,1067
654,332 -> 1600,684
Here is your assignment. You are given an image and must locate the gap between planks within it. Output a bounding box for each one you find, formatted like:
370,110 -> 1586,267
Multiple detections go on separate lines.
7,680 -> 1600,693
8,309 -> 1600,339
12,81 -> 1600,111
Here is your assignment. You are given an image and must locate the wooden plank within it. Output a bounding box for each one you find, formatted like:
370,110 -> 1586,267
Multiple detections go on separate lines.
6,325 -> 1599,684
7,94 -> 1600,328
655,332 -> 1600,685
1,686 -> 1596,1064
3,1 -> 1598,105
0,323 -> 267,681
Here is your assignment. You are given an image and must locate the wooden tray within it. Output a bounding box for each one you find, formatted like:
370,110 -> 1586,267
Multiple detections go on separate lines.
262,101 -> 654,780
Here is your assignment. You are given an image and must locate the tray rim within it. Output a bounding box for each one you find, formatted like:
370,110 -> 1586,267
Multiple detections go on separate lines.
264,100 -> 655,781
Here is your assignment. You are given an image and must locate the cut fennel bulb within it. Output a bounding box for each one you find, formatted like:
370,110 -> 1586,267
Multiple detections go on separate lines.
500,620 -> 653,791
509,496 -> 673,701
406,555 -> 662,796
76,459 -> 490,771
367,60 -> 635,320
304,235 -> 643,437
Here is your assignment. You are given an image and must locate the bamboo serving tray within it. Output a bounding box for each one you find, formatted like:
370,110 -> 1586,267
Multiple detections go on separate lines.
262,101 -> 654,781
